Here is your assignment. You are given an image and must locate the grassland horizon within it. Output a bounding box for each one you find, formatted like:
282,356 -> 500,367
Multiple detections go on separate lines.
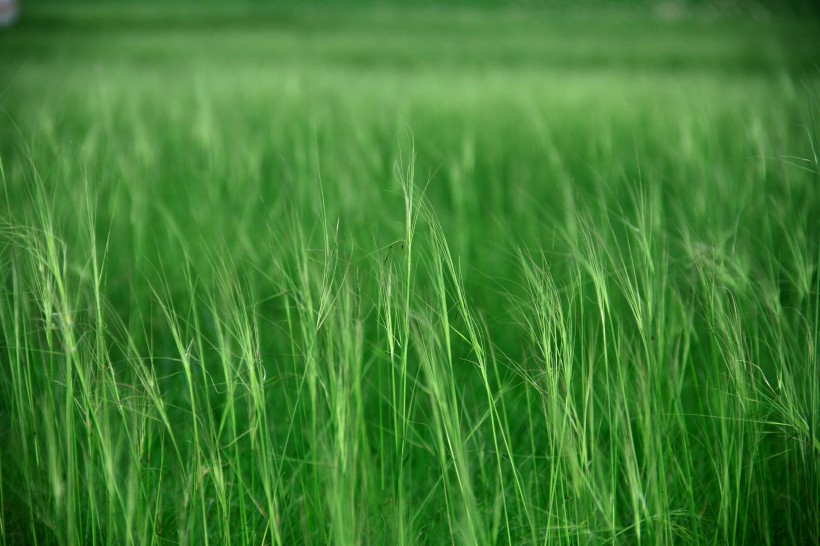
1,3 -> 819,545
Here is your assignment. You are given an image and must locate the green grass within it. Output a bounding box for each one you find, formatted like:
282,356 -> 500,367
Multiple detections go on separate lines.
1,5 -> 819,545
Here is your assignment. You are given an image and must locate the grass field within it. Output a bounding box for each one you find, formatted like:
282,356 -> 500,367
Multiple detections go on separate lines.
1,3 -> 820,545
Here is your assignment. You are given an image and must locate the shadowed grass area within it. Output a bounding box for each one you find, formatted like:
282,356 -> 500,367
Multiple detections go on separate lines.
0,5 -> 819,545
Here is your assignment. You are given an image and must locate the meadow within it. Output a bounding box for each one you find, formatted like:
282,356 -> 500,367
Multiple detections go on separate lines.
1,3 -> 819,545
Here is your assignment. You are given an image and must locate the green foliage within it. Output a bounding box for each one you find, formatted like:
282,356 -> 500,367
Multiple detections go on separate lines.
0,7 -> 819,545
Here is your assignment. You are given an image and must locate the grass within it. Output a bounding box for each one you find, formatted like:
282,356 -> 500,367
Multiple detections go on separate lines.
1,4 -> 819,545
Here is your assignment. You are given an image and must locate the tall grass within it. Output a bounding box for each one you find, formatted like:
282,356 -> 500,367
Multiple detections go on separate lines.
1,7 -> 819,545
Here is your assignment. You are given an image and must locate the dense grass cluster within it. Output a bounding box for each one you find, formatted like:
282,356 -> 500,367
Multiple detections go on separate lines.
1,5 -> 819,545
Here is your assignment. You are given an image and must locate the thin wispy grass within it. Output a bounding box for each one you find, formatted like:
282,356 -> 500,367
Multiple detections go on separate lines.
1,7 -> 819,546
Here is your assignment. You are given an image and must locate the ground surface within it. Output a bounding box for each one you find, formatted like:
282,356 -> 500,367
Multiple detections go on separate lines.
1,4 -> 819,545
